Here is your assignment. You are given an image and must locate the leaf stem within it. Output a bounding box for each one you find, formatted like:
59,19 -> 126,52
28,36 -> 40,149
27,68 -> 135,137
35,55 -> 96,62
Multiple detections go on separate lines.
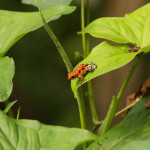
76,88 -> 87,129
98,53 -> 144,136
81,0 -> 86,57
35,1 -> 72,72
85,0 -> 99,125
35,0 -> 87,131
87,81 -> 99,124
86,0 -> 90,55
92,96 -> 140,133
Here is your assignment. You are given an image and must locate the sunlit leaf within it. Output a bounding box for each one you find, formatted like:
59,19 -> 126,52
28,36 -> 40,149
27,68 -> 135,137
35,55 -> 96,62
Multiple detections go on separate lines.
72,3 -> 150,94
0,5 -> 75,56
81,3 -> 150,49
0,57 -> 15,102
3,100 -> 17,114
71,42 -> 138,94
87,97 -> 150,150
0,111 -> 97,150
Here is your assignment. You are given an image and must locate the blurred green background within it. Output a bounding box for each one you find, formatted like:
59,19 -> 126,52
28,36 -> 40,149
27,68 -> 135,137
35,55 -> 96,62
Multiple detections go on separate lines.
0,0 -> 150,129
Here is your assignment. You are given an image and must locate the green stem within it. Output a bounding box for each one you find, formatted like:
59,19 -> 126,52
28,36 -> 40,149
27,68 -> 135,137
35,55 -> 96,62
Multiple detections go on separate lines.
77,89 -> 86,150
85,0 -> 99,125
98,53 -> 143,136
92,96 -> 140,133
76,88 -> 87,129
35,0 -> 87,131
87,81 -> 99,124
81,0 -> 86,57
86,0 -> 90,55
80,1 -> 91,149
35,1 -> 72,72
115,96 -> 141,116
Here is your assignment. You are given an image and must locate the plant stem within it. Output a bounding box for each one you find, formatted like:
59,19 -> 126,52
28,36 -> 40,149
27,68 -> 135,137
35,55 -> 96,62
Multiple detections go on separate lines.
92,96 -> 140,133
80,1 -> 92,149
87,81 -> 99,124
81,0 -> 86,57
35,0 -> 87,132
77,89 -> 86,150
86,0 -> 90,55
76,88 -> 87,129
85,0 -> 99,125
35,2 -> 72,72
98,53 -> 144,136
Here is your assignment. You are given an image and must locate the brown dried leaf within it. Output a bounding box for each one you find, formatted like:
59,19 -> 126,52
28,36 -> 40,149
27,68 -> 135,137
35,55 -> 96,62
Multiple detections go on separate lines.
122,78 -> 150,118
141,78 -> 150,95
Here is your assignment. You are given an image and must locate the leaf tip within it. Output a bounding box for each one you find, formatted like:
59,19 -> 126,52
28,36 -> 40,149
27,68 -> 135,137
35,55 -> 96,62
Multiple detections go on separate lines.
17,107 -> 21,120
35,0 -> 40,10
77,31 -> 82,35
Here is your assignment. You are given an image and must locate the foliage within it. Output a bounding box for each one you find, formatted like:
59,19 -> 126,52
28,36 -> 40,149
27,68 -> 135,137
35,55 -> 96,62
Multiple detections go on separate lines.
0,4 -> 75,57
81,3 -> 150,48
87,97 -> 150,150
0,0 -> 150,150
71,42 -> 134,93
0,110 -> 97,150
72,2 -> 150,92
0,57 -> 14,102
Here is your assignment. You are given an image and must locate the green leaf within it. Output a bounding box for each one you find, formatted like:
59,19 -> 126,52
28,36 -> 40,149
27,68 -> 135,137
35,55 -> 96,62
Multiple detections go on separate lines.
17,107 -> 21,120
86,97 -> 150,150
22,0 -> 73,10
81,3 -> 150,48
0,111 -> 97,150
0,5 -> 75,56
3,100 -> 17,114
0,57 -> 15,102
71,42 -> 138,94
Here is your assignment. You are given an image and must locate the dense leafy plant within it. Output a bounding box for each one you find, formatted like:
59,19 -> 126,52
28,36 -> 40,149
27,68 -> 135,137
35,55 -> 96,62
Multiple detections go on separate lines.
0,0 -> 150,149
